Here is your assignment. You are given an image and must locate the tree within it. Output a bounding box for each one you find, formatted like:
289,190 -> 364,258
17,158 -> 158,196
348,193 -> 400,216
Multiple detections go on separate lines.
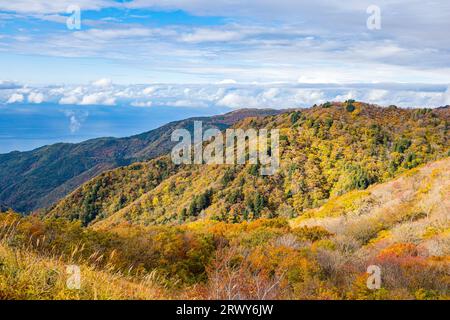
394,138 -> 412,153
346,103 -> 355,112
187,189 -> 214,217
290,111 -> 302,124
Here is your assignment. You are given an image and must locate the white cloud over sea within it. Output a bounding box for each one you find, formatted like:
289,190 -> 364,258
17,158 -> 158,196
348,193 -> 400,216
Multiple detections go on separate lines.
1,80 -> 449,109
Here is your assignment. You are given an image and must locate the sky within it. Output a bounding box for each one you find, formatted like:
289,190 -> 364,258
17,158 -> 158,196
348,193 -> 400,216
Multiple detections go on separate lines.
0,1 -> 450,153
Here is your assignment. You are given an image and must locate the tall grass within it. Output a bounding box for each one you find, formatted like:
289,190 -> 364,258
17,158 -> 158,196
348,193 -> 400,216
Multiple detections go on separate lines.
0,217 -> 169,300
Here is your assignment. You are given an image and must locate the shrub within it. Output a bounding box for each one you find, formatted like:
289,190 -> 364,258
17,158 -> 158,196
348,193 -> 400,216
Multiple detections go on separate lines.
346,103 -> 355,112
290,111 -> 302,124
293,226 -> 333,242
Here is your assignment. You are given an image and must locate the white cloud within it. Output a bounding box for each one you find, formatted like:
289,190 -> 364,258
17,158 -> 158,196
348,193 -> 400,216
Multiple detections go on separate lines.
131,101 -> 153,107
217,92 -> 259,109
442,86 -> 450,105
180,29 -> 242,43
217,79 -> 237,85
367,89 -> 389,102
0,80 -> 22,90
103,97 -> 117,105
71,86 -> 84,95
297,71 -> 342,84
333,90 -> 357,102
171,99 -> 208,108
143,86 -> 157,95
74,28 -> 155,41
92,78 -> 112,87
3,4 -> 450,85
262,88 -> 280,100
59,95 -> 79,104
80,93 -> 116,105
2,1 -> 450,86
7,93 -> 24,103
64,110 -> 88,133
294,89 -> 325,105
66,112 -> 81,133
2,82 -> 449,109
0,0 -> 112,14
28,92 -> 44,104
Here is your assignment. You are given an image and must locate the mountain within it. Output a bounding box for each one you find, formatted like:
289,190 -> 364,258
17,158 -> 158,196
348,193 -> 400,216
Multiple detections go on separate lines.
47,102 -> 449,228
3,152 -> 449,300
0,158 -> 450,300
0,109 -> 283,213
2,102 -> 449,300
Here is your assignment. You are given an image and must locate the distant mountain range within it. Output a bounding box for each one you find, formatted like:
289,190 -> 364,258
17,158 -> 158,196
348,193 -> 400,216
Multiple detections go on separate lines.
0,108 -> 284,212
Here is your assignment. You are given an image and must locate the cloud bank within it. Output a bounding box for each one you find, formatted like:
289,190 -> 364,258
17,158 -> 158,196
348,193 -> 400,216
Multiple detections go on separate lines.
1,80 -> 449,109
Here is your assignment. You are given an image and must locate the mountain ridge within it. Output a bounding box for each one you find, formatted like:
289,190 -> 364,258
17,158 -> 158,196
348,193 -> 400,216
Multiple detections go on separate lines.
47,102 -> 449,228
0,108 -> 284,212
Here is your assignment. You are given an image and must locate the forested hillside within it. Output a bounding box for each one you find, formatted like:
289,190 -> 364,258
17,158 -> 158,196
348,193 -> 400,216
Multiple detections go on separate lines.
48,102 -> 449,228
1,157 -> 448,299
1,102 -> 449,300
0,109 -> 282,212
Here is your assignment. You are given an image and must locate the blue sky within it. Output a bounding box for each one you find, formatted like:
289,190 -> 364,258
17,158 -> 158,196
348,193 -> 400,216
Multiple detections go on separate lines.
1,0 -> 449,85
0,1 -> 449,152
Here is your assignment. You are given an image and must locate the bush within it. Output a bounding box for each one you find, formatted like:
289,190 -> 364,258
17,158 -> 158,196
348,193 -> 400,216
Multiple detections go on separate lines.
394,138 -> 412,153
293,226 -> 333,242
290,111 -> 302,124
346,103 -> 356,112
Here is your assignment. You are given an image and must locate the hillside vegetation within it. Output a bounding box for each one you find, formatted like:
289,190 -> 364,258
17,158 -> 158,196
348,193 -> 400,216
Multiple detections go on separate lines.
1,157 -> 448,299
0,109 -> 281,213
0,242 -> 167,300
2,102 -> 448,300
48,103 -> 449,228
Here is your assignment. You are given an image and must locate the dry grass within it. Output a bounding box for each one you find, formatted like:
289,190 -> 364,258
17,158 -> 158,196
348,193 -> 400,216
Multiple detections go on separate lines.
290,158 -> 450,256
0,235 -> 170,300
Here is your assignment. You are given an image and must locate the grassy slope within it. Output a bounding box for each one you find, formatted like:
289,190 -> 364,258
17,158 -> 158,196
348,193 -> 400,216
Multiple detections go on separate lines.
290,157 -> 450,255
0,243 -> 168,300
